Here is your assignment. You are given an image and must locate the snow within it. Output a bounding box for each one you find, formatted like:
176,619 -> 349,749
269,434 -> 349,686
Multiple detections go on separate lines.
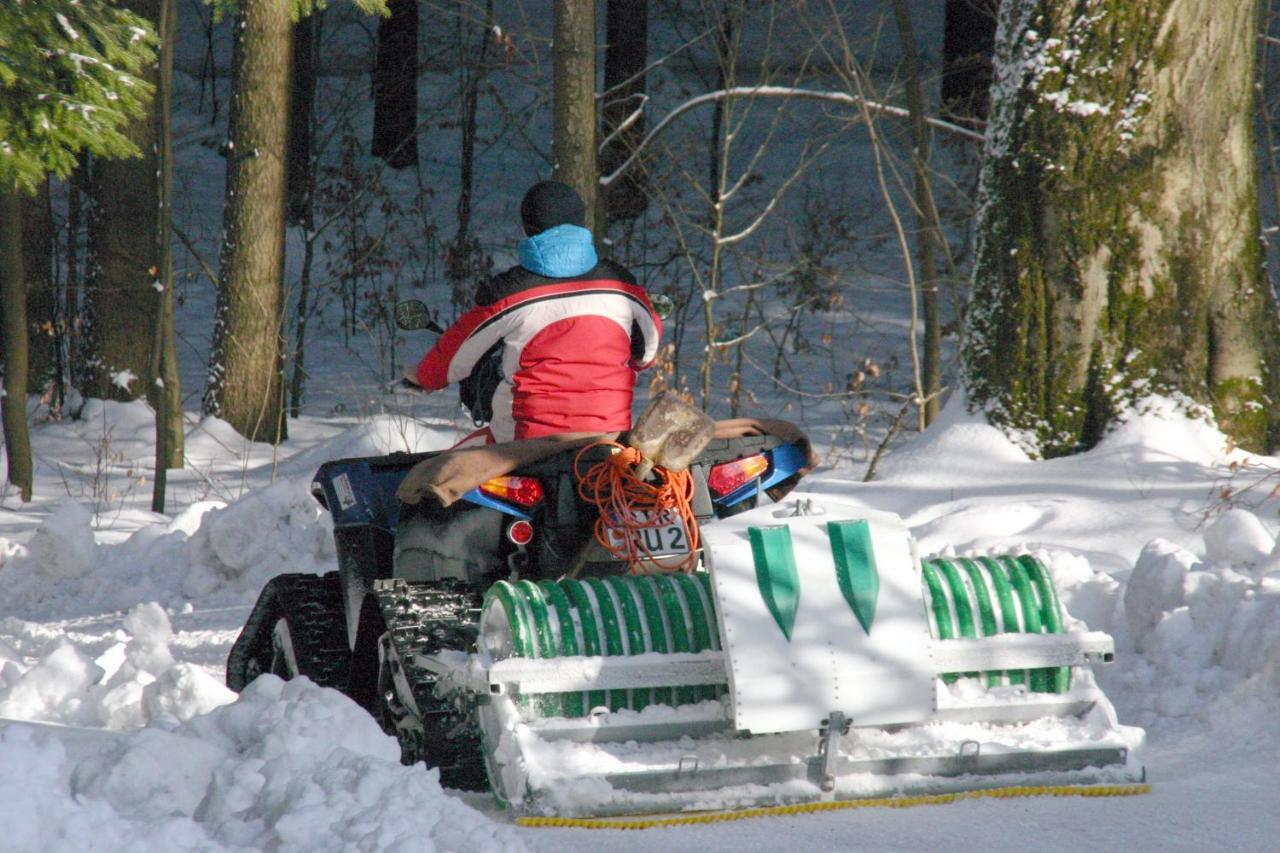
3,2 -> 1279,848
2,397 -> 1279,850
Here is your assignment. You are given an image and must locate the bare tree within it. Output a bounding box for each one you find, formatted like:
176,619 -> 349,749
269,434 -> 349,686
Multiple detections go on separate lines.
890,0 -> 943,425
1,193 -> 33,501
553,0 -> 598,233
150,0 -> 183,510
204,0 -> 292,444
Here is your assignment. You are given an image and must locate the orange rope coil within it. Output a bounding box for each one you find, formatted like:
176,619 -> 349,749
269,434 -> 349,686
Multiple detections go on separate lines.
574,442 -> 701,574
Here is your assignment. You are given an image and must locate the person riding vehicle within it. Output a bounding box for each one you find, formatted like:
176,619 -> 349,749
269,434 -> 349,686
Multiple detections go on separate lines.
407,180 -> 663,444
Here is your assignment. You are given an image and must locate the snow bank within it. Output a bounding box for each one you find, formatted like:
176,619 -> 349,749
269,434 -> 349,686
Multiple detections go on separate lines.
0,603 -> 234,729
1120,518 -> 1280,736
1,477 -> 331,619
1,677 -> 524,852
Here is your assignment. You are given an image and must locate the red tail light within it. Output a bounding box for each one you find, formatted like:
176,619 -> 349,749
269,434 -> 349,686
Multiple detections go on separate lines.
707,454 -> 769,496
479,475 -> 544,508
507,519 -> 534,545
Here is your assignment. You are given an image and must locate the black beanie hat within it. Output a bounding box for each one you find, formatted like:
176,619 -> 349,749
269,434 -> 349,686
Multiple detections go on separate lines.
520,180 -> 587,236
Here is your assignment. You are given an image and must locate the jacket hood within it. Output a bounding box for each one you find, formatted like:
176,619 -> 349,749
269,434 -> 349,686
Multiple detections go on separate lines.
518,224 -> 598,278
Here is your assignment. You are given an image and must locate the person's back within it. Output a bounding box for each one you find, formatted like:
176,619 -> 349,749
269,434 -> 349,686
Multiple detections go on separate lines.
414,181 -> 662,442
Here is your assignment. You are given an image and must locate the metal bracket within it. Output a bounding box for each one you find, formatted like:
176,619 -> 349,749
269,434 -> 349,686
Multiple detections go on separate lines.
817,711 -> 851,792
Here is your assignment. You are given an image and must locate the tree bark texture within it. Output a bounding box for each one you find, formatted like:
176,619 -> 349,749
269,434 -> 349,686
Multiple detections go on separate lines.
1,192 -> 33,501
553,0 -> 598,235
942,0 -> 999,125
151,0 -> 183,489
21,184 -> 57,394
600,0 -> 648,223
966,0 -> 1277,455
372,0 -> 419,169
84,0 -> 169,403
205,0 -> 291,444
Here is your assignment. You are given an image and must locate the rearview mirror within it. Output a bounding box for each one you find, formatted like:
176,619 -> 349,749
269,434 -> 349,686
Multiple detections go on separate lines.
394,299 -> 441,333
650,293 -> 674,320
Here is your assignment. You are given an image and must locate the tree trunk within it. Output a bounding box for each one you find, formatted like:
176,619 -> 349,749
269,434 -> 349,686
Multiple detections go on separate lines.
22,184 -> 57,396
287,11 -> 318,225
1,191 -> 33,502
84,0 -> 168,403
371,0 -> 419,169
942,0 -> 998,126
965,0 -> 1277,455
600,0 -> 648,223
151,0 -> 182,507
891,0 -> 943,425
204,0 -> 291,444
552,0 -> 598,236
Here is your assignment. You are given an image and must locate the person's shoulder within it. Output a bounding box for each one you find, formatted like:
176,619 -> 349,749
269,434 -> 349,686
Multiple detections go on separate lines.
591,258 -> 638,286
476,265 -> 534,305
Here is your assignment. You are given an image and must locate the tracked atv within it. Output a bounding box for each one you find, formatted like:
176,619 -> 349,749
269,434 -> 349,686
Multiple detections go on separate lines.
227,414 -> 1144,817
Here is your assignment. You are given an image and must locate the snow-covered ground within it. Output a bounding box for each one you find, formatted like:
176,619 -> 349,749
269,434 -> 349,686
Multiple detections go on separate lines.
1,396 -> 1278,851
3,3 -> 1279,849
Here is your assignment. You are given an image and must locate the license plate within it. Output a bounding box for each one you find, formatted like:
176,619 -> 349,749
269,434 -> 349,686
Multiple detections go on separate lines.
604,509 -> 691,557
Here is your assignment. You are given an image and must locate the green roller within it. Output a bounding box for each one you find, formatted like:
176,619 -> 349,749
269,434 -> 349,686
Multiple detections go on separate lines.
651,575 -> 700,706
674,573 -> 722,701
585,578 -> 630,711
537,580 -> 584,717
514,581 -> 563,717
976,556 -> 1026,686
631,577 -> 673,706
956,558 -> 1001,687
935,559 -> 980,679
602,576 -> 651,711
483,582 -> 537,709
562,580 -> 609,710
920,560 -> 959,685
482,574 -> 729,717
1000,556 -> 1050,692
921,555 -> 1071,694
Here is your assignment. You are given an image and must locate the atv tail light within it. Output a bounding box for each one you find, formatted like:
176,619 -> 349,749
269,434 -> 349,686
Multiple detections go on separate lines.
707,454 -> 770,497
507,519 -> 534,546
479,475 -> 545,508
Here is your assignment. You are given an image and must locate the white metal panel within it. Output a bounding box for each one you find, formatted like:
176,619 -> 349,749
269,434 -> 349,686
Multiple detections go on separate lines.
703,497 -> 935,733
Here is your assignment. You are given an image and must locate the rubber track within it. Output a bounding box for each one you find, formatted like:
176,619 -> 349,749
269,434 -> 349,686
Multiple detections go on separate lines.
225,572 -> 348,691
371,579 -> 488,790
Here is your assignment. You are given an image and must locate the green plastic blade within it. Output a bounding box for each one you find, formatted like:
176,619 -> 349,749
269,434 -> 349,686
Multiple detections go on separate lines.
827,520 -> 880,635
748,525 -> 801,641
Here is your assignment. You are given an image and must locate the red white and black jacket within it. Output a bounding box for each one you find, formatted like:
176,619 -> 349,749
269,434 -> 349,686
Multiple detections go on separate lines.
416,246 -> 662,442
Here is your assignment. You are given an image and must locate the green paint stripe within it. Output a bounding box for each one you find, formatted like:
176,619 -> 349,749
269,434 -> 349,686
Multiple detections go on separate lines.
538,580 -> 584,717
977,556 -> 1026,686
585,578 -> 629,711
562,579 -> 609,710
651,575 -> 699,705
749,526 -> 801,641
632,577 -> 673,706
957,558 -> 1001,687
827,520 -> 879,635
